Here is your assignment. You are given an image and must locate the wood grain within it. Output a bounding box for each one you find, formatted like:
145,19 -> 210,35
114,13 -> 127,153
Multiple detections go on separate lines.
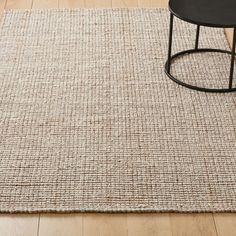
39,214 -> 83,236
112,0 -> 137,8
5,0 -> 32,9
225,28 -> 234,48
214,213 -> 236,236
127,213 -> 172,236
83,213 -> 128,236
0,0 -> 6,13
138,0 -> 167,7
171,213 -> 218,236
59,0 -> 85,8
85,0 -> 111,8
0,214 -> 39,236
32,0 -> 58,8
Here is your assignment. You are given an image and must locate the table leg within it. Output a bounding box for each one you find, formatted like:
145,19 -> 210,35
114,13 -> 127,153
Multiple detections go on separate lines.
167,13 -> 174,73
195,25 -> 200,49
229,27 -> 236,89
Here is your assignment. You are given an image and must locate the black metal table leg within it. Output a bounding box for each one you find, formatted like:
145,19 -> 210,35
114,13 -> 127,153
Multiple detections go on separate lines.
229,27 -> 236,89
164,23 -> 236,93
166,0 -> 236,93
167,13 -> 174,73
195,25 -> 200,49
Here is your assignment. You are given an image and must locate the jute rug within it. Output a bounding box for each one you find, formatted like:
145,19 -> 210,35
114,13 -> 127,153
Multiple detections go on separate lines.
0,9 -> 236,213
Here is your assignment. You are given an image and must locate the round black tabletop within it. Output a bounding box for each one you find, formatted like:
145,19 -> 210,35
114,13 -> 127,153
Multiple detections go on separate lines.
169,0 -> 236,28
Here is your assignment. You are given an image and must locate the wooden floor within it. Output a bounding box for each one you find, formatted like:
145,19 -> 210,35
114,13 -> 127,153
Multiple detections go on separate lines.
0,0 -> 236,235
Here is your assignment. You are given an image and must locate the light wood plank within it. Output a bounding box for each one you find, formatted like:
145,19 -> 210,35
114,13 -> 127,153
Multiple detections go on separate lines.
59,0 -> 85,8
127,213 -> 172,236
214,213 -> 236,236
39,213 -> 82,236
0,214 -> 39,236
171,213 -> 218,236
32,0 -> 58,8
5,0 -> 32,9
225,28 -> 233,48
83,213 -> 128,236
112,0 -> 137,8
85,0 -> 111,8
138,0 -> 167,8
0,0 -> 6,13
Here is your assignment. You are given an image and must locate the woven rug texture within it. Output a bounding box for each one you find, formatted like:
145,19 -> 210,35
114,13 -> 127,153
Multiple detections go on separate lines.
0,9 -> 236,213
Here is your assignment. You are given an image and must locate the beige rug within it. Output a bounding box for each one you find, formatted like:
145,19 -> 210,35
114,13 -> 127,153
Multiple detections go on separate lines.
0,8 -> 236,213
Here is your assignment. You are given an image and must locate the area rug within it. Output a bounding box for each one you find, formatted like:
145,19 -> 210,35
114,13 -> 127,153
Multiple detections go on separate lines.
0,8 -> 236,213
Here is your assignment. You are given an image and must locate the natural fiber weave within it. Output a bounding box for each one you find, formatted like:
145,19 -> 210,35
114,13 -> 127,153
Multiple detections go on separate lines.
0,9 -> 236,213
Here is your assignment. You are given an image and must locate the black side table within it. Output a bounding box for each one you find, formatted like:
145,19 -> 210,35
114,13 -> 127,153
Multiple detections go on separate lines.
165,0 -> 236,93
